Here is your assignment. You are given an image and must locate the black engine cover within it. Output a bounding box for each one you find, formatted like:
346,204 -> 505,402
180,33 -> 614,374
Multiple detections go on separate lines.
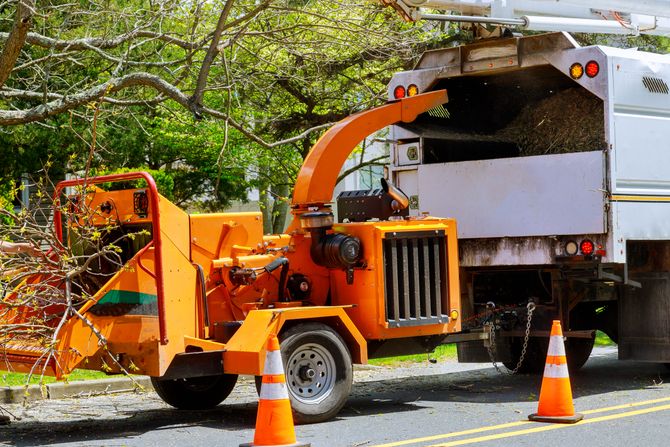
336,188 -> 409,222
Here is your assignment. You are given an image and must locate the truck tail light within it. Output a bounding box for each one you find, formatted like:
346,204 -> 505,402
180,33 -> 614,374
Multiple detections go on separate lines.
585,61 -> 599,78
407,84 -> 419,97
569,63 -> 584,79
393,85 -> 406,99
580,239 -> 594,256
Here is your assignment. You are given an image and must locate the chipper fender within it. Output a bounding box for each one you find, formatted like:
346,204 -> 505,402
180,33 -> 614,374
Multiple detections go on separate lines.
221,306 -> 367,376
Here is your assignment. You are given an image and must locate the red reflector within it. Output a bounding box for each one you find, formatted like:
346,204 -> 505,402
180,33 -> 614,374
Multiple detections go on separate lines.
585,61 -> 599,78
580,239 -> 594,256
394,85 -> 406,99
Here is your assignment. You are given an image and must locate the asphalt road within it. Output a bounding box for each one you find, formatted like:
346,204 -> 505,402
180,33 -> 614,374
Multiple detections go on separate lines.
2,347 -> 670,447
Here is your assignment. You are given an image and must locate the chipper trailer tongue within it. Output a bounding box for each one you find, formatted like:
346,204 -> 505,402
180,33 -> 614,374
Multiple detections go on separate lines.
0,90 -> 465,423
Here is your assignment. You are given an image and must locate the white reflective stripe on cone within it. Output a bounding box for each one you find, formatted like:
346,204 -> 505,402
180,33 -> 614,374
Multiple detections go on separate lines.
547,335 -> 566,357
260,381 -> 290,400
263,349 -> 285,375
543,362 -> 570,379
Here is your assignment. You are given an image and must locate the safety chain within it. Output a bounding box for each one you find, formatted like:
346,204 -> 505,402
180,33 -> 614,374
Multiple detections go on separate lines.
486,301 -> 536,375
461,302 -> 529,331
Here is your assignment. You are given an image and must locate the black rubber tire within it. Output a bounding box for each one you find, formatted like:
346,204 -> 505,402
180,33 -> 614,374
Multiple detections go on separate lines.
503,337 -> 549,374
565,337 -> 595,372
503,336 -> 594,374
151,374 -> 238,410
275,322 -> 353,424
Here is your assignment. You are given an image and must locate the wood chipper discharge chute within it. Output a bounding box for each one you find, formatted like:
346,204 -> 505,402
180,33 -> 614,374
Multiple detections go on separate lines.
0,91 -> 463,423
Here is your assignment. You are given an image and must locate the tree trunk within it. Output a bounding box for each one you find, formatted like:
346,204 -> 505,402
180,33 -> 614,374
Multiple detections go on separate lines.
271,183 -> 290,234
259,187 -> 273,234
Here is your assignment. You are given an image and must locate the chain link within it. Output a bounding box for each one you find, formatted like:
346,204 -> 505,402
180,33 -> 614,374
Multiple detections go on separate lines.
486,301 -> 536,374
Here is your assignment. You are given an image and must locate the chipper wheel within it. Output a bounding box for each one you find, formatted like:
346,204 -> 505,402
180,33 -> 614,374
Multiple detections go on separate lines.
152,374 -> 238,410
255,322 -> 353,424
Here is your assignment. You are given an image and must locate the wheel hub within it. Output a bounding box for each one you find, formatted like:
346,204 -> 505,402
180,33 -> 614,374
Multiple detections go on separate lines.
286,343 -> 336,404
299,365 -> 316,380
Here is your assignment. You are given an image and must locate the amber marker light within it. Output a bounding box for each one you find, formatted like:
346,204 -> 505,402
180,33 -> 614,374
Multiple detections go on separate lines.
570,63 -> 584,79
450,309 -> 459,321
407,84 -> 419,97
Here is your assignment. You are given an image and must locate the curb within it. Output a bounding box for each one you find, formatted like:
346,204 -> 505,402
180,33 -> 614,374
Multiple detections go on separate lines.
0,365 -> 382,405
1,376 -> 153,404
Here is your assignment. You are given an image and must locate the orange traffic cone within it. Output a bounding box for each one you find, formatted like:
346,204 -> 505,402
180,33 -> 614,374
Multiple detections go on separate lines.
240,335 -> 310,447
528,320 -> 583,424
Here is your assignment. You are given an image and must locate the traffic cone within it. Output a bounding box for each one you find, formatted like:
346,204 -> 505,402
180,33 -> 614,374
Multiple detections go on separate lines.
528,320 -> 583,424
240,334 -> 310,447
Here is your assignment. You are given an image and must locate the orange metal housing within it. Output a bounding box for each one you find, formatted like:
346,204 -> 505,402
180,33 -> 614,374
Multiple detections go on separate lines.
328,218 -> 461,340
0,90 -> 459,385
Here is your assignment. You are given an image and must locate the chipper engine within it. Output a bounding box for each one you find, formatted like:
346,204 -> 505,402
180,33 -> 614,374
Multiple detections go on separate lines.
0,90 -> 461,423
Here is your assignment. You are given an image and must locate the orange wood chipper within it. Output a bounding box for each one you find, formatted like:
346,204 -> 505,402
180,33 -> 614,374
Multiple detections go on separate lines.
0,91 -> 462,423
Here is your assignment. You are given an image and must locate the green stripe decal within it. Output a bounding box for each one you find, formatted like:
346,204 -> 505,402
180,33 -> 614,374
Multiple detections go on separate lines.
97,290 -> 157,305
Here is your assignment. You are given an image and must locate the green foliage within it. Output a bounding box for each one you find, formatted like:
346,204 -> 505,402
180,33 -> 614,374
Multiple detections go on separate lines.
574,33 -> 670,53
93,167 -> 176,200
0,180 -> 14,225
595,330 -> 615,347
0,0 -> 459,219
368,344 -> 457,366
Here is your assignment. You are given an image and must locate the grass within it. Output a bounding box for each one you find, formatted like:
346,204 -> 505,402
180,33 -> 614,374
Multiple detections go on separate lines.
1,369 -> 111,387
369,331 -> 616,367
594,330 -> 615,347
368,343 -> 458,366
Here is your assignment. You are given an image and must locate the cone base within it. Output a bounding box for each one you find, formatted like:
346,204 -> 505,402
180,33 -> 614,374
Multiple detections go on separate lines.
239,442 -> 310,447
528,413 -> 583,424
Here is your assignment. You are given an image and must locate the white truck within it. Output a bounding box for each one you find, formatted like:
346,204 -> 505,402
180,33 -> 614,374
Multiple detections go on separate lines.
383,28 -> 670,372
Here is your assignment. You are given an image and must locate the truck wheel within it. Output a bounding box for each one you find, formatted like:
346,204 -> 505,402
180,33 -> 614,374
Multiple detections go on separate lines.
565,337 -> 594,372
151,374 -> 238,410
277,322 -> 353,424
503,337 -> 548,374
503,337 -> 594,374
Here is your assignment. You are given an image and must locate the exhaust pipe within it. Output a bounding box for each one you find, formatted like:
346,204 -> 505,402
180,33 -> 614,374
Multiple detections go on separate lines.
381,178 -> 410,212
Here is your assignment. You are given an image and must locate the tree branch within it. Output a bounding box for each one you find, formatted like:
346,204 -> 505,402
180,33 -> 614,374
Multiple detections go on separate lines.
189,0 -> 236,116
0,87 -> 167,106
203,107 -> 333,149
0,73 -> 185,125
0,0 -> 35,89
0,72 -> 331,148
336,155 -> 388,185
0,29 -> 203,51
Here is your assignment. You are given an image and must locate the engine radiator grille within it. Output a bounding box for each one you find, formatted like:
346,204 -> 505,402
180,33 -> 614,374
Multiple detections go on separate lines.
383,230 -> 449,327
